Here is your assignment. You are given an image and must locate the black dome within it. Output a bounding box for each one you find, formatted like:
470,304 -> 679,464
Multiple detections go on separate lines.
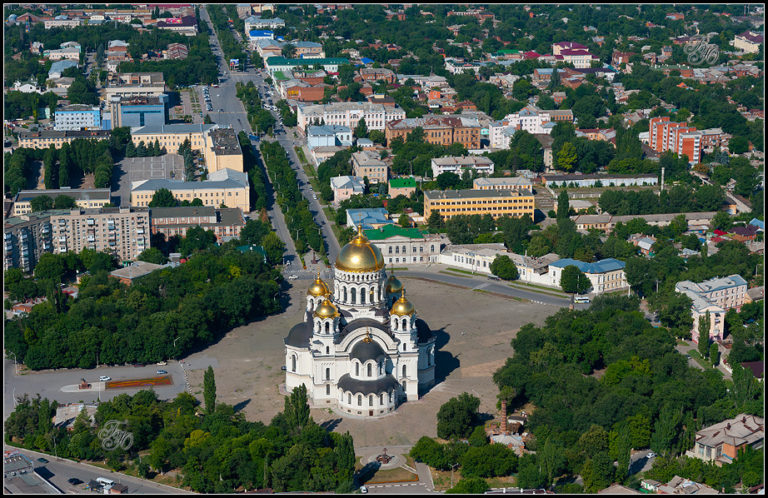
285,318 -> 312,347
349,339 -> 386,362
337,374 -> 400,395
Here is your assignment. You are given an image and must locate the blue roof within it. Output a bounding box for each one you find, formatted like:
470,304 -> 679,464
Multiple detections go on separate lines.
346,208 -> 393,230
48,60 -> 78,75
550,258 -> 626,274
749,218 -> 764,230
250,30 -> 273,36
361,57 -> 374,64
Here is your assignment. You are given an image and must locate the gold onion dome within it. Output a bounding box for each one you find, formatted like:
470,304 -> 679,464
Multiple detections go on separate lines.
314,298 -> 340,319
307,272 -> 330,297
385,273 -> 403,293
390,289 -> 415,316
335,226 -> 385,273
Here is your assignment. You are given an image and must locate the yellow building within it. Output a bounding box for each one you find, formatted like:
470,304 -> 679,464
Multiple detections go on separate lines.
424,189 -> 535,220
130,123 -> 215,153
13,188 -> 111,216
17,130 -> 111,149
202,128 -> 245,173
131,168 -> 249,213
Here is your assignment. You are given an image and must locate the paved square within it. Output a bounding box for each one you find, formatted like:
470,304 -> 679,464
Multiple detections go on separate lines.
112,155 -> 184,207
184,276 -> 558,447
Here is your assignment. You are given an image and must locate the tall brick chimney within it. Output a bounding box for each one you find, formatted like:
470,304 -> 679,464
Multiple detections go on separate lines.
500,400 -> 508,435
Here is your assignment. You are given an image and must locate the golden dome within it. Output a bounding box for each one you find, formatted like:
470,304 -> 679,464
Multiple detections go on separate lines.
307,273 -> 331,297
390,289 -> 415,316
386,273 -> 403,293
335,226 -> 385,273
313,298 -> 340,319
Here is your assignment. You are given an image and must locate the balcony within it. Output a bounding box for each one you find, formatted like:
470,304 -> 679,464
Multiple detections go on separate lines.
58,236 -> 67,243
4,233 -> 12,240
137,228 -> 145,234
86,218 -> 95,225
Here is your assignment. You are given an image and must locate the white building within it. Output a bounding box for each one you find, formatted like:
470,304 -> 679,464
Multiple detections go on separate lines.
44,16 -> 82,29
488,121 -> 519,149
547,258 -> 628,294
43,42 -> 81,61
364,225 -> 442,266
307,125 -> 353,150
496,105 -> 574,136
473,176 -> 533,193
431,156 -> 495,178
244,16 -> 285,32
54,104 -> 101,131
284,229 -> 436,417
297,102 -> 406,133
444,58 -> 483,75
675,275 -> 749,343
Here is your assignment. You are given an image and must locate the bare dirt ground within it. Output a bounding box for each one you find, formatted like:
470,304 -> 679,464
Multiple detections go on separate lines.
185,277 -> 557,447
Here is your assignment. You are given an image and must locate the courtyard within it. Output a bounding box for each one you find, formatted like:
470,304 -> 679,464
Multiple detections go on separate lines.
111,154 -> 185,207
183,276 -> 559,447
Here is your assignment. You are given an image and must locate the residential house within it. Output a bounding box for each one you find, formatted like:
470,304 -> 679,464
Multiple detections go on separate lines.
330,176 -> 364,206
307,125 -> 353,149
675,274 -> 749,343
733,31 -> 763,53
685,414 -> 764,465
351,150 -> 388,184
388,177 -> 417,198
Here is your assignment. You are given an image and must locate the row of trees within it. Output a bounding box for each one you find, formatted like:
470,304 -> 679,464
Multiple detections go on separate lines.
236,81 -> 276,135
126,139 -> 166,158
491,295 -> 763,492
236,130 -> 269,213
598,184 -> 725,216
207,5 -> 248,73
260,141 -> 323,255
3,384 -> 357,493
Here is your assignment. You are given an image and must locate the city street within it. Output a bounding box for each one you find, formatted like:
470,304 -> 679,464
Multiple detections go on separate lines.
4,446 -> 189,494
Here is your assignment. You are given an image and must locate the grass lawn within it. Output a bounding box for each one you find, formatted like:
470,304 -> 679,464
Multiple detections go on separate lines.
439,270 -> 472,278
294,146 -> 309,165
430,468 -> 457,491
688,350 -> 720,372
365,466 -> 419,484
485,475 -> 517,488
443,267 -> 481,276
507,282 -> 568,298
507,280 -> 569,295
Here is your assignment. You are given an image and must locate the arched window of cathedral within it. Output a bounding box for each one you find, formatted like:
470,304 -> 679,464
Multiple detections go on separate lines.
369,395 -> 373,406
378,361 -> 383,375
326,346 -> 329,354
326,367 -> 330,380
291,355 -> 296,372
325,321 -> 330,334
402,365 -> 407,377
402,318 -> 407,330
360,289 -> 366,304
351,287 -> 356,304
358,395 -> 362,406
326,384 -> 330,395
380,393 -> 384,405
355,362 -> 359,376
348,393 -> 351,404
402,380 -> 407,391
343,286 -> 348,302
367,363 -> 372,377
389,390 -> 393,403
431,245 -> 435,252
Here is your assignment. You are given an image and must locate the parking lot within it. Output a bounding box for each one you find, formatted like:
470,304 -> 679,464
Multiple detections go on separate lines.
112,155 -> 185,207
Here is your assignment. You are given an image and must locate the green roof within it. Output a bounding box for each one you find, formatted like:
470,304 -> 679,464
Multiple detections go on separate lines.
364,224 -> 424,241
497,49 -> 520,54
266,56 -> 349,67
389,177 -> 417,189
236,244 -> 267,260
274,70 -> 288,81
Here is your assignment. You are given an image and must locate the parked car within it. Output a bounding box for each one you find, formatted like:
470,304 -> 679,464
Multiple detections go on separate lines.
281,365 -> 287,371
99,376 -> 111,382
157,361 -> 167,366
68,478 -> 83,485
37,458 -> 49,464
156,370 -> 168,375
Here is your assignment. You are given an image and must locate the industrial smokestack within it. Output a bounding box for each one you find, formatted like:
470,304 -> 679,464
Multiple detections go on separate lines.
501,400 -> 508,435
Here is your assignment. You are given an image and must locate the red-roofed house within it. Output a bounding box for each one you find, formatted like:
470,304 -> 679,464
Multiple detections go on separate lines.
713,229 -> 729,236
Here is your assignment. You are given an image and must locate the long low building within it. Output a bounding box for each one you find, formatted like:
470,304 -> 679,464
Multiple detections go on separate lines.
130,123 -> 217,153
572,211 -> 718,233
431,156 -> 494,178
131,168 -> 250,213
150,206 -> 246,243
363,224 -> 442,266
265,56 -> 349,78
473,176 -> 533,193
386,115 -> 481,150
13,188 -> 111,216
17,129 -> 111,149
104,72 -> 166,99
424,189 -> 535,220
542,173 -> 658,188
297,102 -> 406,133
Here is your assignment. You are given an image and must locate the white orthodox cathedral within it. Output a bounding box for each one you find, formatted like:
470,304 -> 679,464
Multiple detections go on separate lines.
284,228 -> 436,417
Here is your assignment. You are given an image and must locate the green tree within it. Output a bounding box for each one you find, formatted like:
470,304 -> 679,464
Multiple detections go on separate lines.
489,255 -> 519,281
353,117 -> 368,139
560,265 -> 591,294
427,211 -> 444,232
138,247 -> 168,265
262,231 -> 286,266
53,195 -> 77,209
284,384 -> 310,434
437,392 -> 481,440
148,188 -> 178,208
698,311 -> 711,358
557,142 -> 578,171
447,477 -> 489,494
203,366 -> 216,414
30,196 -> 55,212
557,191 -> 570,219
398,213 -> 411,228
711,211 -> 732,231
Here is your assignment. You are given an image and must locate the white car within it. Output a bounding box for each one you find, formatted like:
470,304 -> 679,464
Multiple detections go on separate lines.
287,275 -> 298,280
360,486 -> 368,494
99,376 -> 111,382
647,451 -> 656,458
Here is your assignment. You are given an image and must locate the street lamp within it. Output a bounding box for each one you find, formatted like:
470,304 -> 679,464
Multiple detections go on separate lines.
9,352 -> 18,375
450,462 -> 459,488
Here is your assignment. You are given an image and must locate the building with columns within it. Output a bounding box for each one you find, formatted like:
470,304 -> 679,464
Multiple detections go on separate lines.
284,228 -> 436,417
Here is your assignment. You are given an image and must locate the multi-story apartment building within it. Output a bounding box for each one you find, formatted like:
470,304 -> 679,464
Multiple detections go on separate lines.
424,189 -> 535,220
104,72 -> 166,99
44,15 -> 83,29
351,150 -> 388,184
13,188 -> 111,216
130,123 -> 217,154
385,116 -> 481,150
50,207 -> 150,262
649,116 -> 715,164
364,225 -> 442,265
297,102 -> 405,133
491,106 -> 574,140
4,210 -> 71,272
108,95 -> 167,129
675,275 -> 749,343
105,40 -> 132,72
473,176 -> 533,193
431,156 -> 494,178
18,130 -> 111,149
202,128 -> 245,174
131,168 -> 250,213
54,104 -> 101,131
307,125 -> 353,149
149,206 -> 246,243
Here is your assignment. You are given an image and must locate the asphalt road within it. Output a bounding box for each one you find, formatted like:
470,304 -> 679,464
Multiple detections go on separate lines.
201,6 -> 339,265
4,446 -> 189,494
